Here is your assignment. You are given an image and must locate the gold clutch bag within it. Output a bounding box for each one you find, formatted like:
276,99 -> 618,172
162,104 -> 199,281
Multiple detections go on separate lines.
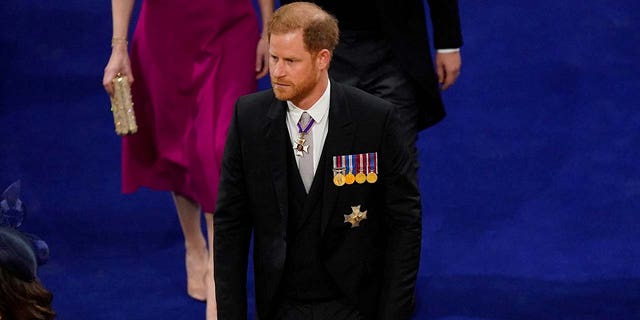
110,73 -> 138,136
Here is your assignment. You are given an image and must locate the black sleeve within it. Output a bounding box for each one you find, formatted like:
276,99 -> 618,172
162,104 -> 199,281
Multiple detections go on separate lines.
377,107 -> 423,319
214,101 -> 252,320
426,0 -> 463,49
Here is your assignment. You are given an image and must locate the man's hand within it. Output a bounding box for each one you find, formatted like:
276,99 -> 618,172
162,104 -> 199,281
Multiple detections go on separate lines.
435,51 -> 461,91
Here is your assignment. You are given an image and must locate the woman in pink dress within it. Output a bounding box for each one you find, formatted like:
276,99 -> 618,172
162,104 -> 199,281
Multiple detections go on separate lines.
103,0 -> 272,317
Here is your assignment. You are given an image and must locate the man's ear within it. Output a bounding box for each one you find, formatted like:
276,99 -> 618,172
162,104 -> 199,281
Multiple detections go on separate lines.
316,49 -> 331,70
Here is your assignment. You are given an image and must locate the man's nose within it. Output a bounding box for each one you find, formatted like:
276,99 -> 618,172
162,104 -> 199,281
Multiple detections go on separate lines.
271,61 -> 285,78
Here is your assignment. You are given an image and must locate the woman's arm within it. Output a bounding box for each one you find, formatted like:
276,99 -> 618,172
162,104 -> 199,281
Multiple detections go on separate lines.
254,0 -> 274,79
103,0 -> 135,95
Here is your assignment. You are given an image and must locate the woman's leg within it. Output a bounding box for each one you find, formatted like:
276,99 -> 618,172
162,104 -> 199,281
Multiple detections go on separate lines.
172,193 -> 208,301
205,213 -> 217,319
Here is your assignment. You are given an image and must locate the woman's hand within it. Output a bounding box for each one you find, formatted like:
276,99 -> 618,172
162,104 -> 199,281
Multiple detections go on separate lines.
255,36 -> 269,79
103,43 -> 134,96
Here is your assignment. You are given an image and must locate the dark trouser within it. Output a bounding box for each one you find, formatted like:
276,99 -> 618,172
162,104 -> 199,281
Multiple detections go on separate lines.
330,30 -> 420,165
274,298 -> 364,320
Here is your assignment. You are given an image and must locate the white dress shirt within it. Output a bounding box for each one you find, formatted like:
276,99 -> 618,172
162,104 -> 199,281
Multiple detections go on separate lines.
437,48 -> 460,53
286,80 -> 331,175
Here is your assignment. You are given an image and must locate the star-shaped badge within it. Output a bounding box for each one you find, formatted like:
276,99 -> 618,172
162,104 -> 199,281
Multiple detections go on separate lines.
344,205 -> 367,228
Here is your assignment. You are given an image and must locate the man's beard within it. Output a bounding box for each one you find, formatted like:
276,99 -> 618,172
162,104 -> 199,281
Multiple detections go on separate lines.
272,75 -> 316,103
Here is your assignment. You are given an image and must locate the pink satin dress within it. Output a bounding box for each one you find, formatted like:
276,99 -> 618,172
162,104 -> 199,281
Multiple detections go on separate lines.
122,0 -> 259,212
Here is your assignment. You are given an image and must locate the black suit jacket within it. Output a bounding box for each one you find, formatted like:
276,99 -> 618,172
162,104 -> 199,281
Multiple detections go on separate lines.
214,82 -> 422,319
280,0 -> 463,129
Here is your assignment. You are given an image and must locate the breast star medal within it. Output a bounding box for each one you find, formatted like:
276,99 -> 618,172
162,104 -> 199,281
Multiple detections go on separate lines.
344,205 -> 368,228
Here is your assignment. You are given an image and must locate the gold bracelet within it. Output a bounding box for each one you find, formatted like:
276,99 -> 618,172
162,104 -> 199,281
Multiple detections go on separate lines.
111,37 -> 128,48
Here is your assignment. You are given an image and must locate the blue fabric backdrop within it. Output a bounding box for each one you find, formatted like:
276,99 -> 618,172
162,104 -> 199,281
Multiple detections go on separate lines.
0,0 -> 639,319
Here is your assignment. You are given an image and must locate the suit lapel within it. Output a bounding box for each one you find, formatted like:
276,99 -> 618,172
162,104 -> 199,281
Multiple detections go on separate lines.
320,83 -> 356,237
265,99 -> 290,235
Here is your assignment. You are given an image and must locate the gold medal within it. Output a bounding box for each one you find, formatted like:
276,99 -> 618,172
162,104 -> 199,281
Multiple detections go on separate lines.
333,173 -> 346,186
366,172 -> 377,183
355,172 -> 366,184
345,173 -> 355,185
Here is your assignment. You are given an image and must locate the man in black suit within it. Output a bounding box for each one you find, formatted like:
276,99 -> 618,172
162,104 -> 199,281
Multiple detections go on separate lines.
279,0 -> 463,155
214,3 -> 421,320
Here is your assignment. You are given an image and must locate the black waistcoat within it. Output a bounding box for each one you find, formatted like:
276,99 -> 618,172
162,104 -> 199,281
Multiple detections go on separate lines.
279,143 -> 341,302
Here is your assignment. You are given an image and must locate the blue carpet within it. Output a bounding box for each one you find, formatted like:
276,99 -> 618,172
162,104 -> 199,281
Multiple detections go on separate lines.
1,0 -> 639,319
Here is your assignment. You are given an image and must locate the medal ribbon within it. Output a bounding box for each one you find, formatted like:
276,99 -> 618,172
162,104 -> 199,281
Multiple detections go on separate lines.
353,154 -> 358,174
297,118 -> 315,134
369,152 -> 376,173
365,153 -> 370,174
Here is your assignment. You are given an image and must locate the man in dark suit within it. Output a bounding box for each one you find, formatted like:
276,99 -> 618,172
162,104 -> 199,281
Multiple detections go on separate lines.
214,3 -> 421,320
279,0 -> 463,155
